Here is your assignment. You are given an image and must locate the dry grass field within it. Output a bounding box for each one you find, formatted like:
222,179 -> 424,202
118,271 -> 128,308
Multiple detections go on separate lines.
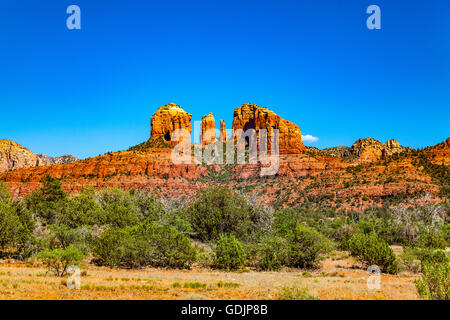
0,250 -> 420,300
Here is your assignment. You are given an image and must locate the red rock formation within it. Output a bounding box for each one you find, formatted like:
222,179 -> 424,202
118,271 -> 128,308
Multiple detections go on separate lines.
220,120 -> 228,143
201,112 -> 216,145
150,103 -> 192,147
350,138 -> 405,162
232,103 -> 305,154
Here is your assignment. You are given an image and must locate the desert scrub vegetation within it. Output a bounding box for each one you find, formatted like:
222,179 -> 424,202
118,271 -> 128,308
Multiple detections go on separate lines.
0,175 -> 449,298
348,234 -> 398,274
213,235 -> 246,271
93,223 -> 196,269
415,262 -> 450,300
275,285 -> 320,300
37,246 -> 84,277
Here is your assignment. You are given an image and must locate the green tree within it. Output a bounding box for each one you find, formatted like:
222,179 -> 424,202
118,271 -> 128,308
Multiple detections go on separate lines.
25,174 -> 67,224
38,246 -> 84,277
60,187 -> 105,227
188,186 -> 253,241
286,225 -> 331,269
348,233 -> 399,274
100,188 -> 141,228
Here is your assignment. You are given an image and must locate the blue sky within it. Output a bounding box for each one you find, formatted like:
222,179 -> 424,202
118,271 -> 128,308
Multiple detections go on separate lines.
1,0 -> 449,159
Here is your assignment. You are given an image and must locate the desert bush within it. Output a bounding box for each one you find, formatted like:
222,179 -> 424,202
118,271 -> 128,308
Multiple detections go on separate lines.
213,234 -> 246,271
188,186 -> 254,241
275,286 -> 320,300
348,233 -> 398,274
333,224 -> 360,250
399,248 -> 422,273
133,190 -> 165,221
60,187 -> 105,227
415,262 -> 450,300
44,224 -> 93,255
100,188 -> 141,228
247,236 -> 288,271
286,225 -> 331,269
0,197 -> 36,259
93,222 -> 196,269
37,246 -> 84,277
24,175 -> 67,225
419,248 -> 449,267
418,231 -> 447,249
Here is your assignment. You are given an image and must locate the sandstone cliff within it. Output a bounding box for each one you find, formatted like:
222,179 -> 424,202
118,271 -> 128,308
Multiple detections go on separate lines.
150,103 -> 192,147
220,120 -> 228,143
351,138 -> 405,162
0,139 -> 79,172
322,138 -> 406,162
201,112 -> 216,145
232,103 -> 305,154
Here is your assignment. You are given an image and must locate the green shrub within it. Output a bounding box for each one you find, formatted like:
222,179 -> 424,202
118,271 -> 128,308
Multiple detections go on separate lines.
93,222 -> 196,269
418,231 -> 447,249
213,235 -> 246,271
420,249 -> 449,268
188,186 -> 253,241
100,188 -> 141,228
333,224 -> 360,250
286,225 -> 331,269
60,187 -> 105,227
415,262 -> 450,300
45,224 -> 93,255
37,246 -> 84,276
348,233 -> 398,274
0,197 -> 36,259
247,236 -> 288,271
399,248 -> 422,273
24,175 -> 67,225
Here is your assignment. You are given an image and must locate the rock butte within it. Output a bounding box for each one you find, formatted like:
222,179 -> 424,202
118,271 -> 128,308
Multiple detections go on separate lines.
232,103 -> 306,154
350,138 -> 406,162
149,102 -> 306,154
150,103 -> 192,147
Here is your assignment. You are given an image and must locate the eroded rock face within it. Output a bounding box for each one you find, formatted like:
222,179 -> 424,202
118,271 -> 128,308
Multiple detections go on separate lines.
0,140 -> 39,172
201,112 -> 216,145
350,138 -> 405,162
37,154 -> 80,166
150,103 -> 192,147
232,103 -> 305,154
0,139 -> 79,172
220,120 -> 228,143
322,146 -> 353,159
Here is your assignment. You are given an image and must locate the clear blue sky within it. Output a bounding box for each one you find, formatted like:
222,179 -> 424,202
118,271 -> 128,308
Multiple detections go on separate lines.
1,0 -> 449,159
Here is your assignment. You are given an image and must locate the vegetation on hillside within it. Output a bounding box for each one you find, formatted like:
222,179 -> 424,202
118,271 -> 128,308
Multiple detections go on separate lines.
0,175 -> 449,299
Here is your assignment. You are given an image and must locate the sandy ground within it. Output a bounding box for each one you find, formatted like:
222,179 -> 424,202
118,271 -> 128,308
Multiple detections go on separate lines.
0,251 -> 419,300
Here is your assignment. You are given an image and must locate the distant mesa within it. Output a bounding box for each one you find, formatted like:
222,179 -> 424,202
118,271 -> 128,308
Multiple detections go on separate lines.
322,137 -> 407,162
0,139 -> 79,173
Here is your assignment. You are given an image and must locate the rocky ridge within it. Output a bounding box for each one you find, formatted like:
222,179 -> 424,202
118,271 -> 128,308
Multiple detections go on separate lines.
0,139 -> 79,173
